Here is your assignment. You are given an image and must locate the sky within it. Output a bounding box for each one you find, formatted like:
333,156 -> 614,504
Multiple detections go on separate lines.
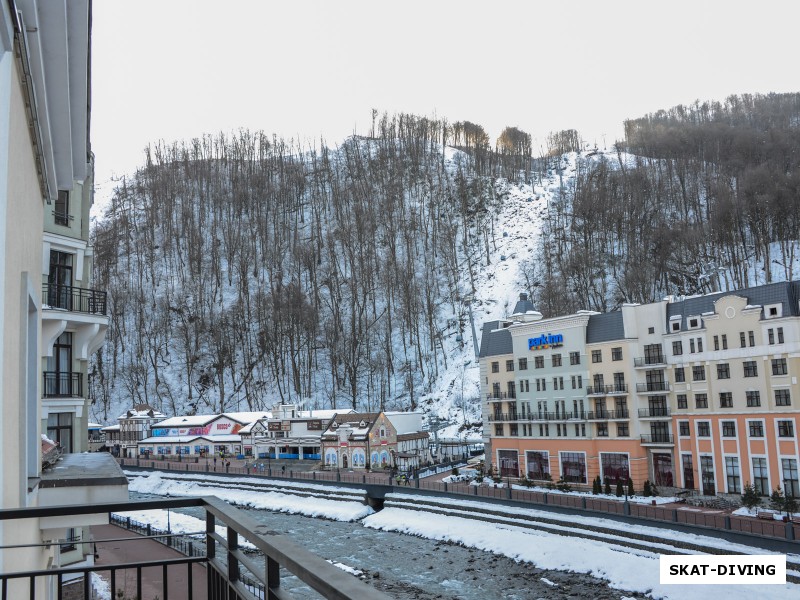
90,0 -> 800,209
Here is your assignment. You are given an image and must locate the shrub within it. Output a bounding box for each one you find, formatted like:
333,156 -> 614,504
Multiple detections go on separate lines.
740,482 -> 761,510
615,480 -> 624,497
592,475 -> 602,495
626,477 -> 635,497
556,478 -> 572,492
604,477 -> 611,495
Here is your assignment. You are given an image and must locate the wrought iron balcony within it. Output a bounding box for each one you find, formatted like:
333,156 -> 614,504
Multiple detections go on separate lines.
42,371 -> 83,397
586,384 -> 628,396
0,496 -> 388,600
587,409 -> 629,420
636,382 -> 670,393
638,407 -> 671,418
486,392 -> 516,401
43,283 -> 107,316
640,433 -> 674,445
634,356 -> 666,367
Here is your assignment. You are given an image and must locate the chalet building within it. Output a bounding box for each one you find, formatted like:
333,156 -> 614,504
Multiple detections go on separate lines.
321,412 -> 398,470
385,411 -> 431,471
1,1 -> 128,595
246,404 -> 344,460
105,404 -> 167,457
481,285 -> 800,499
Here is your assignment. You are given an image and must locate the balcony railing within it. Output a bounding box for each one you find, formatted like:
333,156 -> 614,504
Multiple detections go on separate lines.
638,407 -> 671,418
586,409 -> 629,420
486,392 -> 516,401
0,496 -> 389,600
586,384 -> 628,396
489,413 -> 519,422
43,283 -> 108,316
636,382 -> 670,393
634,356 -> 666,367
640,433 -> 674,445
42,371 -> 83,397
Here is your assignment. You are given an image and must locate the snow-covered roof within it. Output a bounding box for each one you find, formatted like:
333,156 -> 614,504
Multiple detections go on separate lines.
117,405 -> 167,420
139,434 -> 242,444
221,411 -> 272,424
152,415 -> 218,428
88,422 -> 103,429
298,409 -> 344,419
101,424 -> 120,431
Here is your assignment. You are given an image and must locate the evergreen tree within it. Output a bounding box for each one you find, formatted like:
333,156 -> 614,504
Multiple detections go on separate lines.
626,477 -> 635,497
769,487 -> 785,512
604,477 -> 612,495
740,482 -> 761,510
615,480 -> 624,497
592,475 -> 602,494
643,480 -> 652,497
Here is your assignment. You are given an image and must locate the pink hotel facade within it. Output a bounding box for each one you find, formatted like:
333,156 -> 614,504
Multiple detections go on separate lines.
481,283 -> 800,498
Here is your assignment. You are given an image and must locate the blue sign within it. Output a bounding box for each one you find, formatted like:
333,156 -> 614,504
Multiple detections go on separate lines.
529,333 -> 564,350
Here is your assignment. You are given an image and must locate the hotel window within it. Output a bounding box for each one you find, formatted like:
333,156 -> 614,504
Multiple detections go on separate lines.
54,190 -> 70,226
748,421 -> 764,437
775,389 -> 791,407
518,357 -> 528,370
778,327 -> 784,343
692,366 -> 705,381
768,329 -> 775,344
719,392 -> 733,408
743,361 -> 757,377
611,347 -> 622,361
697,338 -> 703,352
591,350 -> 602,363
725,457 -> 741,494
713,335 -> 719,350
782,459 -> 799,497
677,394 -> 688,409
506,360 -> 515,372
575,423 -> 586,437
597,423 -> 609,437
748,331 -> 755,347
695,393 -> 708,409
746,391 -> 761,407
717,363 -> 730,379
535,356 -> 544,369
752,457 -> 769,495
570,351 -> 580,365
560,452 -> 587,483
722,421 -> 736,437
648,327 -> 655,334
672,341 -> 683,356
510,424 -> 518,436
739,332 -> 746,348
674,367 -> 685,383
552,354 -> 562,367
491,362 -> 499,373
689,339 -> 695,353
771,358 -> 787,376
679,421 -> 690,436
526,451 -> 550,479
721,334 -> 728,349
47,413 -> 73,453
682,454 -> 695,489
616,423 -> 629,437
600,453 -> 630,482
697,421 -> 710,437
778,420 -> 795,438
494,424 -> 503,436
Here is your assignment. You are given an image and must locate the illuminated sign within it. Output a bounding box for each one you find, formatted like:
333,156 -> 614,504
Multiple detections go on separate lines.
528,333 -> 564,350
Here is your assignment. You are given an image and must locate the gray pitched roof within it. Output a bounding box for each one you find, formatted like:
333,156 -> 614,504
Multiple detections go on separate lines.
511,293 -> 535,316
586,311 -> 625,343
665,281 -> 800,328
478,320 -> 513,358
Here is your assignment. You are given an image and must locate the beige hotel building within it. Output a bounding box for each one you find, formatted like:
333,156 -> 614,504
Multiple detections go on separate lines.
481,285 -> 800,498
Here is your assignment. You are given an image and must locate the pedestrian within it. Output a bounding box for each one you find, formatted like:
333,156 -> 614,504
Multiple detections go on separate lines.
213,457 -> 217,468
404,474 -> 409,486
226,460 -> 230,469
281,464 -> 286,475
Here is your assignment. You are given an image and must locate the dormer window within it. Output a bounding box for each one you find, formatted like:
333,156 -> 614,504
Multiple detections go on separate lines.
765,304 -> 782,319
359,420 -> 366,428
671,322 -> 680,332
380,427 -> 386,437
688,317 -> 700,330
332,422 -> 338,428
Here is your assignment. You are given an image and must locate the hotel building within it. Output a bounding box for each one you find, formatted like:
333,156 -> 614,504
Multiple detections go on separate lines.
481,284 -> 800,498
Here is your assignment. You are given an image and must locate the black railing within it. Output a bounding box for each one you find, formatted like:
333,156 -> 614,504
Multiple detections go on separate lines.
486,392 -> 516,400
636,382 -> 670,393
641,433 -> 674,444
0,497 -> 389,600
638,407 -> 671,418
42,371 -> 82,397
43,283 -> 107,315
587,409 -> 629,420
634,356 -> 666,367
586,384 -> 628,395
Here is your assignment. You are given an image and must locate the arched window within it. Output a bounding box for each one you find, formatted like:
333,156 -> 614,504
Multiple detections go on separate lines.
380,451 -> 389,466
325,449 -> 338,466
352,449 -> 366,467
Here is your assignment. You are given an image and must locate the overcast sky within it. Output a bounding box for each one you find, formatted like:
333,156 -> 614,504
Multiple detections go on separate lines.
91,0 -> 799,206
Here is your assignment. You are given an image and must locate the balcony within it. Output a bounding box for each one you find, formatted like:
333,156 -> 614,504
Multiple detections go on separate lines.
634,356 -> 666,368
0,495 -> 387,600
586,384 -> 628,396
43,283 -> 107,316
42,371 -> 83,397
638,407 -> 671,418
488,413 -> 519,422
640,433 -> 675,446
636,382 -> 670,393
587,409 -> 629,420
486,392 -> 516,402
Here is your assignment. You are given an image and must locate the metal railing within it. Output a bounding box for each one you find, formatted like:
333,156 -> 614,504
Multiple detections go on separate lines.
640,433 -> 674,444
486,392 -> 516,401
0,496 -> 389,600
42,371 -> 83,397
634,356 -> 666,367
636,382 -> 670,393
42,283 -> 108,315
638,407 -> 671,418
586,384 -> 628,395
586,409 -> 629,420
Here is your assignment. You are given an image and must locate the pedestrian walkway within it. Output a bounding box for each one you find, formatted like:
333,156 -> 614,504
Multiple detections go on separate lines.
91,523 -> 207,600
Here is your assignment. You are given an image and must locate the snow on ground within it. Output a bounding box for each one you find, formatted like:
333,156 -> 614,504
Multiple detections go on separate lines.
127,471 -> 373,521
362,507 -> 799,600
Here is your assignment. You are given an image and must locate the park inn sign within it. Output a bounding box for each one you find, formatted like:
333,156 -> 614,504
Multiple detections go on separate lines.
528,333 -> 564,350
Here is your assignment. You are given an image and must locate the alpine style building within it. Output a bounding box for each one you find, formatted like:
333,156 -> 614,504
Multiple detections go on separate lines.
481,285 -> 800,499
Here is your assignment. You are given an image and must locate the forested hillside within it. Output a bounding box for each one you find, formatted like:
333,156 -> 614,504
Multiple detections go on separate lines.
90,94 -> 800,428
